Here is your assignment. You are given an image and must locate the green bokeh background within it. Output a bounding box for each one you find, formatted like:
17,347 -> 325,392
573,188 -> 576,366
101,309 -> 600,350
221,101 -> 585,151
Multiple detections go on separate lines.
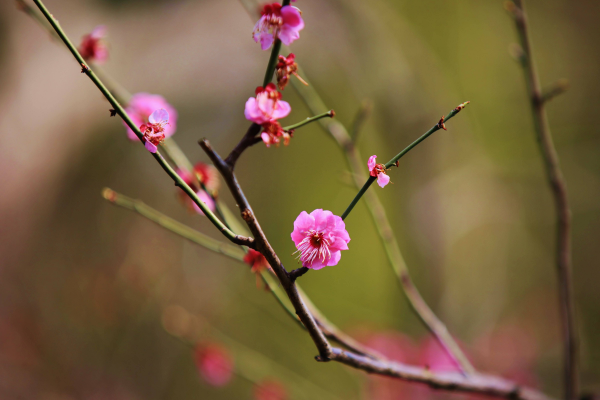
0,0 -> 598,398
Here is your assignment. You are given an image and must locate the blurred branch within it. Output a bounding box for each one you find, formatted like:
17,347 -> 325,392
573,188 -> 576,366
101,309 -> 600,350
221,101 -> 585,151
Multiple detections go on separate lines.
350,100 -> 372,142
507,2 -> 578,399
32,0 -> 254,249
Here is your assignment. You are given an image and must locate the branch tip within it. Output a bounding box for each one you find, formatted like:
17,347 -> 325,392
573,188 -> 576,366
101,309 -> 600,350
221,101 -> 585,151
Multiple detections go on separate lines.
102,188 -> 116,202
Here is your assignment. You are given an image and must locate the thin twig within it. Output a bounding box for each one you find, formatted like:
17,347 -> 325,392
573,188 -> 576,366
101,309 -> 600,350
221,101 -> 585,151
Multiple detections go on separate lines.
507,2 -> 577,399
341,102 -> 469,220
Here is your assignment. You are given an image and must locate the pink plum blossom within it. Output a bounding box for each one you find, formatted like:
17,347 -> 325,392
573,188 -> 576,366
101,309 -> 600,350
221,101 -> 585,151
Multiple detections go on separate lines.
245,83 -> 291,124
78,25 -> 109,64
139,109 -> 169,153
245,83 -> 292,147
194,343 -> 234,387
124,93 -> 178,142
253,3 -> 304,50
368,155 -> 391,188
291,209 -> 350,270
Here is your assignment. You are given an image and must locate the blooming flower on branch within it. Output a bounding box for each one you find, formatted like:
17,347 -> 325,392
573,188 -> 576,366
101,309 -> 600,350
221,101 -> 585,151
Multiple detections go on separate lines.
368,155 -> 391,188
245,83 -> 291,124
275,53 -> 307,90
253,3 -> 304,50
245,83 -> 292,147
194,343 -> 234,387
139,109 -> 169,153
291,209 -> 350,270
124,93 -> 178,142
78,25 -> 108,64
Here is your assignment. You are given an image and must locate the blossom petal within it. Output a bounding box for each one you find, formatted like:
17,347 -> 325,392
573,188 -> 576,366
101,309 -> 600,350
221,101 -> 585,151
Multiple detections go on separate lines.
91,25 -> 107,39
260,33 -> 274,50
330,237 -> 349,251
281,6 -> 304,29
145,141 -> 157,153
326,250 -> 341,266
149,108 -> 169,124
271,100 -> 291,120
368,155 -> 377,172
377,173 -> 390,188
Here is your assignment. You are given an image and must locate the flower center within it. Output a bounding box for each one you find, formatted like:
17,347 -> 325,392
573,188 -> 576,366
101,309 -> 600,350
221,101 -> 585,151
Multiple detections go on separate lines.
294,230 -> 331,266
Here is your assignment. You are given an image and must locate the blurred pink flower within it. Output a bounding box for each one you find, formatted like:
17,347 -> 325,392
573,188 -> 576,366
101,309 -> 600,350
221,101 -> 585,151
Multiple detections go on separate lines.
253,379 -> 288,400
368,155 -> 391,188
194,343 -> 234,387
245,83 -> 291,125
124,93 -> 178,142
139,109 -> 169,153
78,25 -> 108,64
244,249 -> 271,274
253,3 -> 304,50
418,336 -> 464,372
291,209 -> 350,270
175,168 -> 216,216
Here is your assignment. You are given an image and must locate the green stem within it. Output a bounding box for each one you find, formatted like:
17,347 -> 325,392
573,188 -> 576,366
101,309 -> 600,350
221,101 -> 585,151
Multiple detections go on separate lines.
342,103 -> 469,221
282,110 -> 334,131
33,0 -> 248,246
341,177 -> 375,220
262,39 -> 282,87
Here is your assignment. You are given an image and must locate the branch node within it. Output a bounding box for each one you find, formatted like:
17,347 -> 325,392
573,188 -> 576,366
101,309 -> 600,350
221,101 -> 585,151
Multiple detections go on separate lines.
289,266 -> 309,282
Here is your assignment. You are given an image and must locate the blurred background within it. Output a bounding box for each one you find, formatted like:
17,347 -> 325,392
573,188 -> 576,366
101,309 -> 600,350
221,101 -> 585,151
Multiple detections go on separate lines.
0,0 -> 599,398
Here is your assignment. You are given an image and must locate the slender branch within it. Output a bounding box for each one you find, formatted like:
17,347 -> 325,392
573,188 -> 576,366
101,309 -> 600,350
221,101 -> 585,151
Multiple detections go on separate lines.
102,188 -> 246,260
289,77 -> 475,373
507,2 -> 577,399
282,110 -> 335,131
32,0 -> 253,249
225,123 -> 262,168
341,102 -> 469,221
350,100 -> 372,142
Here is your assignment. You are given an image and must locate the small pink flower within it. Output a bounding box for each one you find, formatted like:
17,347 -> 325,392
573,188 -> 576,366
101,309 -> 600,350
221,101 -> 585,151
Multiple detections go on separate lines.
194,343 -> 234,387
253,379 -> 288,400
191,190 -> 216,216
245,83 -> 291,125
368,155 -> 391,188
291,209 -> 350,270
139,109 -> 169,153
124,93 -> 178,142
78,25 -> 109,64
253,3 -> 304,50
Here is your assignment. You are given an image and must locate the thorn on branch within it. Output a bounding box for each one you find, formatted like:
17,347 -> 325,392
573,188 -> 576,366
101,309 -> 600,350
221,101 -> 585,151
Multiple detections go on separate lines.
109,109 -> 117,117
80,63 -> 89,73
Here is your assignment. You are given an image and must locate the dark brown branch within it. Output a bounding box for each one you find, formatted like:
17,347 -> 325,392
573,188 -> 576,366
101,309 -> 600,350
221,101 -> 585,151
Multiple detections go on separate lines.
508,2 -> 578,399
199,139 -> 333,360
225,123 -> 262,168
289,267 -> 309,282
